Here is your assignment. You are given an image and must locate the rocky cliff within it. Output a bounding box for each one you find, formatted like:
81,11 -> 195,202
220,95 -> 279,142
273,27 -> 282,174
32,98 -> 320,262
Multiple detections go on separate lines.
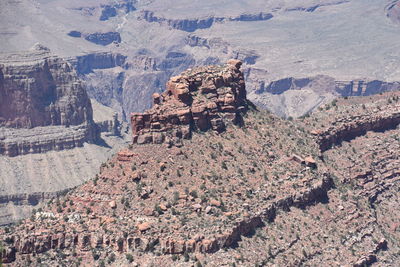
139,10 -> 272,32
131,59 -> 248,145
0,89 -> 332,265
3,67 -> 400,266
304,96 -> 400,152
0,46 -> 93,129
0,46 -> 98,156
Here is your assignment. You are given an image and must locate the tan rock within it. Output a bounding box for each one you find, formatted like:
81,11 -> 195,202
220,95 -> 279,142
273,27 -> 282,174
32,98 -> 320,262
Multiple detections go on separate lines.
205,206 -> 212,214
137,222 -> 151,232
109,201 -> 116,209
227,59 -> 243,69
192,203 -> 202,211
210,199 -> 221,207
143,208 -> 154,216
305,156 -> 317,167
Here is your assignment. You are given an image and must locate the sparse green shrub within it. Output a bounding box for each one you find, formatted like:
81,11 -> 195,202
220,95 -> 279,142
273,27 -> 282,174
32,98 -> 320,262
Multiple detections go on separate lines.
126,253 -> 134,263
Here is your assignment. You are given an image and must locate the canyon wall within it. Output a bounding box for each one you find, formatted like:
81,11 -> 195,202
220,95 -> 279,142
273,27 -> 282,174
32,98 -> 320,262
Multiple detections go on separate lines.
139,11 -> 273,32
0,46 -> 99,156
311,104 -> 400,152
0,48 -> 93,129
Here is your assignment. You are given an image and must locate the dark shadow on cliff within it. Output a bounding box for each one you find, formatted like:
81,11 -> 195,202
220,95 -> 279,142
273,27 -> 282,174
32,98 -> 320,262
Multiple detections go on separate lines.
94,136 -> 112,148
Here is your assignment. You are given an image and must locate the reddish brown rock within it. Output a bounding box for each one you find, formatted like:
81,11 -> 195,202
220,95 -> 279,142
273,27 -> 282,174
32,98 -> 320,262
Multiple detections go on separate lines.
304,156 -> 317,167
117,150 -> 136,161
130,60 -> 248,145
137,222 -> 151,232
0,48 -> 93,129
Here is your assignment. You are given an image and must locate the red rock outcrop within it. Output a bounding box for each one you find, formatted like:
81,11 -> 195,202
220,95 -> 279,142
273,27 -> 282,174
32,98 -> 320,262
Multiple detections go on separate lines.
131,59 -> 248,145
0,175 -> 333,264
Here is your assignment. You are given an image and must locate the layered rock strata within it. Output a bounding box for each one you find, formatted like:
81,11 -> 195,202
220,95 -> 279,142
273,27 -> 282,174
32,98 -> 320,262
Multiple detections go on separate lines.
0,47 -> 93,128
0,125 -> 97,157
311,105 -> 400,151
0,47 -> 98,156
140,11 -> 272,32
131,59 -> 248,145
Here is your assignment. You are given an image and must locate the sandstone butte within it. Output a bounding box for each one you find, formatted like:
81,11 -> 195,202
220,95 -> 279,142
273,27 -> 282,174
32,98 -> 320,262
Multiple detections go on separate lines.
130,59 -> 248,145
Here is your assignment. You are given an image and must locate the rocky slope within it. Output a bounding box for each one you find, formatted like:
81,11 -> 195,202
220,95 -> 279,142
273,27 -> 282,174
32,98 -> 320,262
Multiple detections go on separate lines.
0,62 -> 329,265
3,63 -> 400,266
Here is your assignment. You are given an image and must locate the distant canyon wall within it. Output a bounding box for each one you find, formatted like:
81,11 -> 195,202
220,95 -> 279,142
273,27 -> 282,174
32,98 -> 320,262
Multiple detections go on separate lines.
0,49 -> 93,129
0,47 -> 99,157
139,10 -> 273,32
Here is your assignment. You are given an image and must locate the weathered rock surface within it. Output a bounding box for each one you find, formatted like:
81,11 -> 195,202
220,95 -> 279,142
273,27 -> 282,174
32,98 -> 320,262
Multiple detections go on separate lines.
0,47 -> 93,129
309,101 -> 400,151
386,0 -> 400,24
0,124 -> 98,157
70,52 -> 127,75
131,60 -> 248,145
0,47 -> 99,156
83,32 -> 122,46
4,90 -> 400,266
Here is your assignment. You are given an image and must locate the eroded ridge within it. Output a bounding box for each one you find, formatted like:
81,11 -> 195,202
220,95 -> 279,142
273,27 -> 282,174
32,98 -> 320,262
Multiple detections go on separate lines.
304,96 -> 400,152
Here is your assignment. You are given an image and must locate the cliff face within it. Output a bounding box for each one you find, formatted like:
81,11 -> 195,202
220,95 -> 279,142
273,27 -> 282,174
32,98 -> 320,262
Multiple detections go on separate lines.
131,59 -> 248,145
4,68 -> 400,266
0,47 -> 98,156
314,110 -> 400,152
0,48 -> 93,129
139,10 -> 272,32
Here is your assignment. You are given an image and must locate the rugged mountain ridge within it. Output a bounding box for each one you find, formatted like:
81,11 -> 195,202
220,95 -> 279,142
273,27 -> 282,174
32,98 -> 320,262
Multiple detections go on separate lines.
139,10 -> 273,32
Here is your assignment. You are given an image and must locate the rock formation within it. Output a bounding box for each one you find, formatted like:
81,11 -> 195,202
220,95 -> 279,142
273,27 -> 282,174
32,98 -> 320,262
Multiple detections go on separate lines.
0,48 -> 93,129
3,68 -> 400,266
0,46 -> 98,156
307,99 -> 400,152
139,10 -> 272,32
131,59 -> 248,145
